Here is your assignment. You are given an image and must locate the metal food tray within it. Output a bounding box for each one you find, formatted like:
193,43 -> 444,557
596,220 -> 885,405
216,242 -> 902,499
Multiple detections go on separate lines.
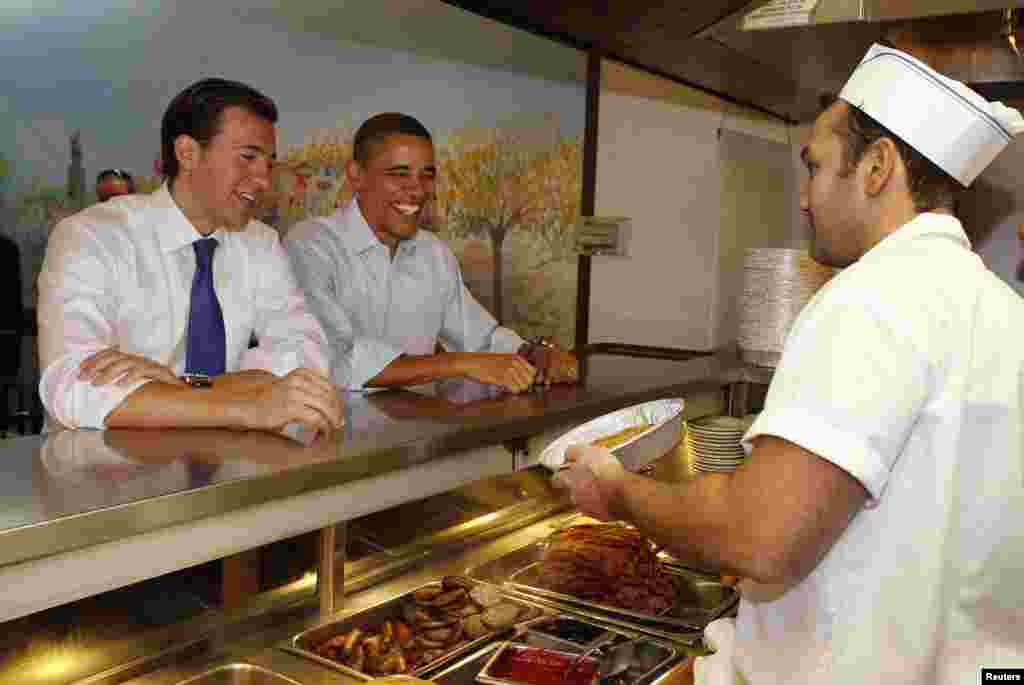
496,587 -> 701,646
430,628 -> 680,685
466,541 -> 738,633
520,614 -> 614,653
521,618 -> 679,685
476,642 -> 600,685
475,635 -> 678,685
282,581 -> 544,680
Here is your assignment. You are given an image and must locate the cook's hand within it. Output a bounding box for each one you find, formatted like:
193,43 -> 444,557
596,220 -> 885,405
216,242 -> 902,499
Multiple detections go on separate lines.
532,348 -> 579,386
79,349 -> 184,387
236,368 -> 344,439
552,444 -> 627,521
455,353 -> 537,393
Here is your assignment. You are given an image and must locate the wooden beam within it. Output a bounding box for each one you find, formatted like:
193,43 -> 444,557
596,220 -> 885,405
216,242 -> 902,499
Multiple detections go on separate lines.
575,48 -> 600,351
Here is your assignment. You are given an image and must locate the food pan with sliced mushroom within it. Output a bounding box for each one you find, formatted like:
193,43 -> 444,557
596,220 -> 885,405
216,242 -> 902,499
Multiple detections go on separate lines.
284,575 -> 547,680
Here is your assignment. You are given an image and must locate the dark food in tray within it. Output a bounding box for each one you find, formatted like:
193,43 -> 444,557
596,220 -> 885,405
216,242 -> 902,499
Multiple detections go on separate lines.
527,617 -> 607,647
309,575 -> 543,678
540,524 -> 676,614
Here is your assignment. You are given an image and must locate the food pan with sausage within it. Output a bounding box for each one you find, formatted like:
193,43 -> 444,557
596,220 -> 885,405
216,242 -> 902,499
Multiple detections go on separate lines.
284,575 -> 546,680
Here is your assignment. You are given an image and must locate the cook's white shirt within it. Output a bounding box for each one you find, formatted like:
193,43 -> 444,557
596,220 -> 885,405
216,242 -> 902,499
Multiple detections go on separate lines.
38,185 -> 330,429
739,212 -> 1024,683
284,200 -> 524,390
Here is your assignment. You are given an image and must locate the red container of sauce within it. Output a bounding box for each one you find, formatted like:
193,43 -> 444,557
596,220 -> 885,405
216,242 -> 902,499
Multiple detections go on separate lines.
477,643 -> 598,685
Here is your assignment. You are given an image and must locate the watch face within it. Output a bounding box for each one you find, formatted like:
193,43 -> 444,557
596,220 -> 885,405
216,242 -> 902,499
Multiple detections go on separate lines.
184,374 -> 213,388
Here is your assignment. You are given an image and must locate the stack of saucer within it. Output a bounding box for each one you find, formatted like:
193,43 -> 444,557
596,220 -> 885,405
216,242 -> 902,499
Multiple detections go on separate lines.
685,414 -> 757,473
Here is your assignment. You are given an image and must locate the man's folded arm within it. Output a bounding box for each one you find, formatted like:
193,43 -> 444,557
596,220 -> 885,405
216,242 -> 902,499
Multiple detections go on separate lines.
103,378 -> 260,429
37,218 -> 141,429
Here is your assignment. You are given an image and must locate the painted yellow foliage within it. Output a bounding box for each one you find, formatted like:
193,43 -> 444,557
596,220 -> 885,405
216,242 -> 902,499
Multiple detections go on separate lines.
134,175 -> 163,194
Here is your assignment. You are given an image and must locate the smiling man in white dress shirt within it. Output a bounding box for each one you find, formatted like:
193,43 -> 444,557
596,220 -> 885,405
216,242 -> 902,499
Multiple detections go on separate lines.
555,45 -> 1024,683
38,78 -> 343,437
284,113 -> 577,393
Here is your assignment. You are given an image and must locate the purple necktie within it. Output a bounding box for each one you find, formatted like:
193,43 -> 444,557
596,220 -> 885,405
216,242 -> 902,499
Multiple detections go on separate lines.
185,238 -> 226,377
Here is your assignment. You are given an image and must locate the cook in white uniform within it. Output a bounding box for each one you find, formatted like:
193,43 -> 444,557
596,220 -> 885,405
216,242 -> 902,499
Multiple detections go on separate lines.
555,43 -> 1024,684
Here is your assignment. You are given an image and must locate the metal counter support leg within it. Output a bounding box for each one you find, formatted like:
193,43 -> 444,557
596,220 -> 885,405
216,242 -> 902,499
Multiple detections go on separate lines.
222,548 -> 262,610
727,382 -> 751,418
318,523 -> 346,617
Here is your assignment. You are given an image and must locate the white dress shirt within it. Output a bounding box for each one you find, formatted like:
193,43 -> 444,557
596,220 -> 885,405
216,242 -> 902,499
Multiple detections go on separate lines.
284,199 -> 524,389
737,213 -> 1024,683
38,184 -> 330,429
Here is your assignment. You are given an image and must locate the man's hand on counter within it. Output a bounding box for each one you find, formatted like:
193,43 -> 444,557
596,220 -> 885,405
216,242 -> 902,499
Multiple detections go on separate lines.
452,353 -> 538,393
529,347 -> 579,386
230,368 -> 344,439
79,349 -> 185,387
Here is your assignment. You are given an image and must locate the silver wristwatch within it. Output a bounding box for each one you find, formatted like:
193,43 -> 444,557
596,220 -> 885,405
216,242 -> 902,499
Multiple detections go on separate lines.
183,373 -> 213,389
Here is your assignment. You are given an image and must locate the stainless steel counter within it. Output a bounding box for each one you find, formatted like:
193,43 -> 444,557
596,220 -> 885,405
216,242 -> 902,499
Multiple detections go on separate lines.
0,351 -> 765,623
0,353 -> 747,567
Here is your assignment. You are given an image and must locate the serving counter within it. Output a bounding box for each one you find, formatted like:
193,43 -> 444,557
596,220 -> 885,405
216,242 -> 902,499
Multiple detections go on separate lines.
0,349 -> 769,684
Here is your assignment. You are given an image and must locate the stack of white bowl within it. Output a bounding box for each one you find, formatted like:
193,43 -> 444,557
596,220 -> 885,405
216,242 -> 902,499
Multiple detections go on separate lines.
685,414 -> 757,472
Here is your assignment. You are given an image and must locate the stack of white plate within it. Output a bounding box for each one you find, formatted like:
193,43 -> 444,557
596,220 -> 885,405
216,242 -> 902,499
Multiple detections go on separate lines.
685,414 -> 757,473
738,248 -> 835,368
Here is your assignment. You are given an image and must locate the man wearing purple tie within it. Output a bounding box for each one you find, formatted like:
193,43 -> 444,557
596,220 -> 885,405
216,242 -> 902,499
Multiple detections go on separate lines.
37,79 -> 343,438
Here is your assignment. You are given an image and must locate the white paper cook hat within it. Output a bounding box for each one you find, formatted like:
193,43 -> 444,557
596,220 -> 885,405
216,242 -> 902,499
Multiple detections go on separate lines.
839,43 -> 1024,186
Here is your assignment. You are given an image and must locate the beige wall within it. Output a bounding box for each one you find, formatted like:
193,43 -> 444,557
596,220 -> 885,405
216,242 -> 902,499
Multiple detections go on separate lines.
591,60 -> 802,350
591,67 -> 1024,352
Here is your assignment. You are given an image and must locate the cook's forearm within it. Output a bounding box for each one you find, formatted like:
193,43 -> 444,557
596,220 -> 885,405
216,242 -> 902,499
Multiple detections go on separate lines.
616,435 -> 869,584
612,471 -> 762,579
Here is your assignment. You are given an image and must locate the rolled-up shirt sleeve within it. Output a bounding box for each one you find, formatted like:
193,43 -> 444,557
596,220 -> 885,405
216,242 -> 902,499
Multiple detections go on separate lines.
438,248 -> 525,355
284,232 -> 402,389
37,217 -> 150,429
240,235 -> 331,378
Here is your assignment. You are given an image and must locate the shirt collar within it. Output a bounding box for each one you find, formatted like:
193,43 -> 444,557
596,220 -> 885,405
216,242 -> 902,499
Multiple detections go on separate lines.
152,182 -> 228,253
861,211 -> 970,262
340,196 -> 426,256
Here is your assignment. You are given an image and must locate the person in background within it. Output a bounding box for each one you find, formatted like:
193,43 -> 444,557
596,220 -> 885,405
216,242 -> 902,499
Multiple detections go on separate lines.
284,113 -> 577,393
95,168 -> 135,202
555,44 -> 1024,683
37,78 -> 342,438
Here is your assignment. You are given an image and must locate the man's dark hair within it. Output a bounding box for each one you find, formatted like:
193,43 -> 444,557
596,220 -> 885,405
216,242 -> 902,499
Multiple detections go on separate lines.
161,78 -> 278,180
820,93 -> 961,213
353,113 -> 432,163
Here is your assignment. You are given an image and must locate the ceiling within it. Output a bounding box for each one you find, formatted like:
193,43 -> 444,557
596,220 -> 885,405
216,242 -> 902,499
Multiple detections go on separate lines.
441,1 -> 1024,122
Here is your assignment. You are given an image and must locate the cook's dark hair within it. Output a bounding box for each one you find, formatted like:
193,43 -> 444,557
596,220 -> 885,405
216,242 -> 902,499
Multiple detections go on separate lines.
820,93 -> 960,212
161,78 -> 278,179
353,113 -> 432,163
